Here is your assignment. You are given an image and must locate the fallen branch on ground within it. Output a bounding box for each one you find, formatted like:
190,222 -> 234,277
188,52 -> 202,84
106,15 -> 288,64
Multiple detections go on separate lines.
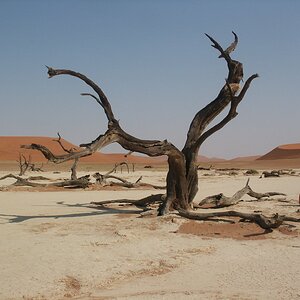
197,179 -> 286,208
92,163 -> 166,189
177,208 -> 300,231
0,174 -> 90,189
0,172 -> 165,191
91,193 -> 165,211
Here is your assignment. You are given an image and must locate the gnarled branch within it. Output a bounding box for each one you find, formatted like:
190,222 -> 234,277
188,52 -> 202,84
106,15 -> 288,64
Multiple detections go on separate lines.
177,208 -> 300,231
198,179 -> 286,208
196,74 -> 259,147
0,174 -> 90,189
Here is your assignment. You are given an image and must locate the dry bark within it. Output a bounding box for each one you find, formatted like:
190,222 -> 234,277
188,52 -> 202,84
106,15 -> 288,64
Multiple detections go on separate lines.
21,32 -> 258,215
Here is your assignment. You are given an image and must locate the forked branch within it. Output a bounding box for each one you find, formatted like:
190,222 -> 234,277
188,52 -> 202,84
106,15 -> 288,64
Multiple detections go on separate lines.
196,74 -> 259,147
53,132 -> 76,154
46,66 -> 116,123
183,32 -> 256,154
218,31 -> 238,58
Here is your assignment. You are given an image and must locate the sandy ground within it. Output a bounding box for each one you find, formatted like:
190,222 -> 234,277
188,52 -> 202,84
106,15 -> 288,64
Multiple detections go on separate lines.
0,168 -> 299,300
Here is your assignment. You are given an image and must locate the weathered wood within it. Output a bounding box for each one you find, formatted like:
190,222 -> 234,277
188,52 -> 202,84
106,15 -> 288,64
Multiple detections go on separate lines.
54,132 -> 78,180
17,154 -> 31,176
70,158 -> 79,180
262,170 -> 280,178
198,179 -> 286,208
17,154 -> 43,175
218,31 -> 238,58
247,186 -> 286,199
93,171 -> 165,190
198,179 -> 251,208
0,174 -> 90,189
28,176 -> 50,181
22,32 -> 258,214
177,208 -> 299,231
0,174 -> 44,187
91,193 -> 165,210
53,132 -> 77,154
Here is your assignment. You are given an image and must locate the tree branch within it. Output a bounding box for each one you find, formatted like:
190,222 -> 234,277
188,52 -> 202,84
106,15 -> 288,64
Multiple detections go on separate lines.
80,93 -> 104,109
196,74 -> 258,147
183,32 -> 245,154
46,66 -> 116,123
53,132 -> 76,154
218,31 -> 238,58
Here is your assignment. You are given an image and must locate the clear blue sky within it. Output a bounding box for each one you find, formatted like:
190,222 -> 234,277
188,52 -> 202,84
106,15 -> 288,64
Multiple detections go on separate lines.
0,0 -> 299,159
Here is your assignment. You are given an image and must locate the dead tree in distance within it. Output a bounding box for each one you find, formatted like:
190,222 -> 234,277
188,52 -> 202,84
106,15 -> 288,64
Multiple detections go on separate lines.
17,154 -> 44,176
17,154 -> 31,176
22,32 -> 258,215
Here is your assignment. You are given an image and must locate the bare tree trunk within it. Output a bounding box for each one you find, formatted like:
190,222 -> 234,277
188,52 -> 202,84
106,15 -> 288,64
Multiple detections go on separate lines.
22,32 -> 258,214
71,158 -> 78,180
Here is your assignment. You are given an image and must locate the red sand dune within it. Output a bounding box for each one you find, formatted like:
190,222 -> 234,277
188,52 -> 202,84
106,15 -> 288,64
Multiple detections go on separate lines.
198,155 -> 226,162
230,155 -> 261,162
0,136 -> 221,164
257,143 -> 300,160
2,136 -> 299,164
0,136 -> 165,164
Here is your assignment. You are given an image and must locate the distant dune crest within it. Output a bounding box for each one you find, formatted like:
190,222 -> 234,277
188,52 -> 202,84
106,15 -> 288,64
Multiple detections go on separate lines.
0,136 -> 300,163
257,143 -> 300,160
0,136 -> 165,164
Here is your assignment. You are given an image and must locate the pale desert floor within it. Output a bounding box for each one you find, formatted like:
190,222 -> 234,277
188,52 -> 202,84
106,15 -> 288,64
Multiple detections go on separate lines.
0,168 -> 299,300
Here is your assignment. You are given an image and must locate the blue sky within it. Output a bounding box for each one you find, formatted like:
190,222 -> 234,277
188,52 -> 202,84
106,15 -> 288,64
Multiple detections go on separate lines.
0,0 -> 299,159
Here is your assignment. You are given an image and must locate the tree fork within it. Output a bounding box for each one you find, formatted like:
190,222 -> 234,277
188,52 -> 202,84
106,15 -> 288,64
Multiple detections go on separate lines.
22,32 -> 258,214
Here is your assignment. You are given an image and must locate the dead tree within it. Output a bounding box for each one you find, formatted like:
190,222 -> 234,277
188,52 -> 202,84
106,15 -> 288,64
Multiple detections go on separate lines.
93,162 -> 129,185
113,162 -> 130,174
17,154 -> 31,176
22,32 -> 258,215
17,154 -> 44,176
92,162 -> 165,189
